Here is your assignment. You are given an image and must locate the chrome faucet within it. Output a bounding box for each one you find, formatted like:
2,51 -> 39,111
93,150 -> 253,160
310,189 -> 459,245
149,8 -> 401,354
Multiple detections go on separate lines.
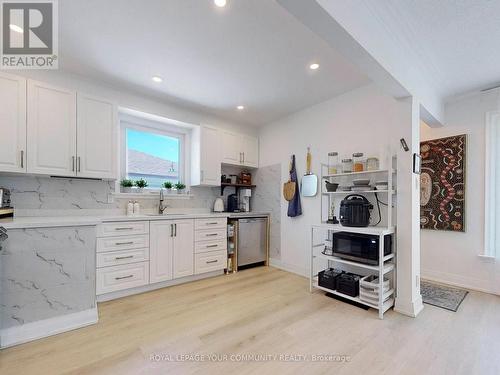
158,188 -> 167,215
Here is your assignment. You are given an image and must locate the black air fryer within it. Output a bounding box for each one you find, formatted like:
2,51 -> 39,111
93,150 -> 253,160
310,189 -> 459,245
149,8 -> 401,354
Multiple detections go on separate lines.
339,194 -> 373,227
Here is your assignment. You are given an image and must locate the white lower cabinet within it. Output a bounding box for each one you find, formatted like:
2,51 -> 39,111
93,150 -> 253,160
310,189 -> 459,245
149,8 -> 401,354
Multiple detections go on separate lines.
96,262 -> 149,295
97,218 -> 226,298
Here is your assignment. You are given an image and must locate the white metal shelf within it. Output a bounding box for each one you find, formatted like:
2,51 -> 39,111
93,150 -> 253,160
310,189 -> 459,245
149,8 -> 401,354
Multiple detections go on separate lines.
312,278 -> 395,312
312,224 -> 395,235
322,189 -> 395,195
322,169 -> 394,178
314,252 -> 395,274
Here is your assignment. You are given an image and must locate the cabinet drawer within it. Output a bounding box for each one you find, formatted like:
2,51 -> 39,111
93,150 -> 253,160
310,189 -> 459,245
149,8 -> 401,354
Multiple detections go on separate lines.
97,221 -> 149,237
96,262 -> 149,295
97,234 -> 149,253
195,228 -> 226,242
97,248 -> 149,268
195,239 -> 227,254
195,250 -> 226,274
195,218 -> 227,230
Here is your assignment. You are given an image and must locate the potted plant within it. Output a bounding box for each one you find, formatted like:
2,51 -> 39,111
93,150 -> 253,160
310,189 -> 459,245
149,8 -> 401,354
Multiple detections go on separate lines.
120,179 -> 134,193
135,178 -> 148,193
175,182 -> 186,194
163,181 -> 173,194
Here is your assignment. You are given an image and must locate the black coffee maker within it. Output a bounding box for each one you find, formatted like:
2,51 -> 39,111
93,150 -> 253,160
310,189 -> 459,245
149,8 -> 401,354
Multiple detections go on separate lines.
227,194 -> 239,212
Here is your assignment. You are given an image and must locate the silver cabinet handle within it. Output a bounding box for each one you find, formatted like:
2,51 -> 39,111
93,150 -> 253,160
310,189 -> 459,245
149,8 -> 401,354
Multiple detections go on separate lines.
243,152 -> 245,164
174,223 -> 177,237
115,255 -> 134,260
20,150 -> 24,168
206,244 -> 219,248
115,241 -> 134,245
77,157 -> 81,172
206,222 -> 219,225
115,274 -> 133,280
114,227 -> 133,231
72,156 -> 75,172
170,223 -> 173,237
206,233 -> 218,237
206,260 -> 218,264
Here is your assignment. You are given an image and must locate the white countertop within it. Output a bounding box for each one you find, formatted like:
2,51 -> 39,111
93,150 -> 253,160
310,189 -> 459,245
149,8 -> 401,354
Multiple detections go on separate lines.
0,211 -> 271,229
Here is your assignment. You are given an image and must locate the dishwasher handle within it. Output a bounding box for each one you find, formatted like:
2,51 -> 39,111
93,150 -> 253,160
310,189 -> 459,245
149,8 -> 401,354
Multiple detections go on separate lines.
238,218 -> 267,223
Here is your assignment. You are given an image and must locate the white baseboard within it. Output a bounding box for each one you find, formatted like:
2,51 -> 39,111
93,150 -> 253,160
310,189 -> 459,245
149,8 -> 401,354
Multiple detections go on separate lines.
394,296 -> 424,318
0,307 -> 98,349
97,270 -> 224,302
421,269 -> 500,296
269,258 -> 307,277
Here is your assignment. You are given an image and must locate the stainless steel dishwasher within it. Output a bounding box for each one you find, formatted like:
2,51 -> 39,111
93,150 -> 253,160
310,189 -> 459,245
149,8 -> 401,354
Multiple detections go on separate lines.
237,217 -> 267,267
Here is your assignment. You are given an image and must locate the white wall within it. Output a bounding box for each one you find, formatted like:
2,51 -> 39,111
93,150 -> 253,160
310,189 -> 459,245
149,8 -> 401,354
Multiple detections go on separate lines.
259,83 -> 410,275
420,89 -> 500,295
13,70 -> 257,137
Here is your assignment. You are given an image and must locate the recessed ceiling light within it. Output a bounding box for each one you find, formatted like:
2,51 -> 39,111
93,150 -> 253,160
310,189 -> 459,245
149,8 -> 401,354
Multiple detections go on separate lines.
152,76 -> 163,83
237,105 -> 245,110
214,0 -> 227,7
9,24 -> 23,33
309,63 -> 320,70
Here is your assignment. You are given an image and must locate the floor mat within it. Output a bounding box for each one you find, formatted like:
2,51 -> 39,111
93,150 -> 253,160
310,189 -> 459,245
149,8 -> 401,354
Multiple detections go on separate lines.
421,281 -> 468,312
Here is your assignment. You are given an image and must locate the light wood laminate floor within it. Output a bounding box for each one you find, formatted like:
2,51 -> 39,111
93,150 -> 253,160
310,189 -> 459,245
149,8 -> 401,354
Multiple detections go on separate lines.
1,267 -> 499,375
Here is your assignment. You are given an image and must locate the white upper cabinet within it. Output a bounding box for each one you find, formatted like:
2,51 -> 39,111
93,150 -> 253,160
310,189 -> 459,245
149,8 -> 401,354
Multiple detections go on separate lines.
27,80 -> 77,176
77,94 -> 117,179
241,134 -> 259,168
172,220 -> 194,278
221,131 -> 259,168
0,73 -> 26,173
191,125 -> 221,186
221,130 -> 241,165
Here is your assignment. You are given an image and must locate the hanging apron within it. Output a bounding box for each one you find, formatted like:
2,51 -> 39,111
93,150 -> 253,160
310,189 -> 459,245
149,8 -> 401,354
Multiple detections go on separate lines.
287,155 -> 302,217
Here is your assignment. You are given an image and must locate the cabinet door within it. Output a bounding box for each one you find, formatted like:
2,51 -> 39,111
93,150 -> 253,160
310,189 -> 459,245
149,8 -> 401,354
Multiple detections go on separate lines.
77,94 -> 117,179
149,221 -> 174,283
242,134 -> 259,168
0,73 -> 26,173
221,130 -> 241,165
172,219 -> 194,278
27,80 -> 77,176
200,125 -> 221,186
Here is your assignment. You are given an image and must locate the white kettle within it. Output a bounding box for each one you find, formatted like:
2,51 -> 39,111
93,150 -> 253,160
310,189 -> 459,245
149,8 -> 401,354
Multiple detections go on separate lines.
213,197 -> 224,212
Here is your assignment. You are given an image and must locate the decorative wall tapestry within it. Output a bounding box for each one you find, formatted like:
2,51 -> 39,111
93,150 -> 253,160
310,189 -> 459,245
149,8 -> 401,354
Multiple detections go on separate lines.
420,134 -> 466,232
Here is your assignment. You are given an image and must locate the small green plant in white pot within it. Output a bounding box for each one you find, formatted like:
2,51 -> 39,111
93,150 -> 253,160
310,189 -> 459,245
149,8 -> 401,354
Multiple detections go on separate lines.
175,182 -> 186,194
135,178 -> 148,193
163,181 -> 173,194
120,179 -> 134,193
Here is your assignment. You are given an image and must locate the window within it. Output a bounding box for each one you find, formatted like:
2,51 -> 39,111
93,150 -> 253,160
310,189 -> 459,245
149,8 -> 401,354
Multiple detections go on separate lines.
120,115 -> 185,190
485,111 -> 500,259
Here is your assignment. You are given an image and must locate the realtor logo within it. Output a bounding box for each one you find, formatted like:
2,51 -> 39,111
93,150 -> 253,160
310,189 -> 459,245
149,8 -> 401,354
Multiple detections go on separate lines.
1,0 -> 58,69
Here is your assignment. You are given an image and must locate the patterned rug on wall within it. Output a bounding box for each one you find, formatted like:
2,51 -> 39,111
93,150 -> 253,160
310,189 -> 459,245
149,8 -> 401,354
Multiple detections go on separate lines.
421,281 -> 468,312
420,134 -> 466,232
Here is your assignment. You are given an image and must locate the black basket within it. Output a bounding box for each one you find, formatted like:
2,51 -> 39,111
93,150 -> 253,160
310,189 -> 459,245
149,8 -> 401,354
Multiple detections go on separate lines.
318,268 -> 343,290
336,273 -> 361,297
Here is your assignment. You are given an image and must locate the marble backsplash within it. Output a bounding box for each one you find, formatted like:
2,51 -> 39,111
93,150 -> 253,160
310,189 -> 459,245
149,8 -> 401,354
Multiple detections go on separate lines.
252,164 -> 281,259
0,176 -> 221,216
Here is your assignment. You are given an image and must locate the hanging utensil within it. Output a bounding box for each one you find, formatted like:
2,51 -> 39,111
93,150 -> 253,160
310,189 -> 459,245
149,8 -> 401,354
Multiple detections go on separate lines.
283,158 -> 296,201
301,147 -> 318,197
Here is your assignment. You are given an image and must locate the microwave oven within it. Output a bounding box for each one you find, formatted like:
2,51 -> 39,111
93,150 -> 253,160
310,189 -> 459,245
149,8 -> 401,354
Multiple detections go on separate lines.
332,232 -> 392,265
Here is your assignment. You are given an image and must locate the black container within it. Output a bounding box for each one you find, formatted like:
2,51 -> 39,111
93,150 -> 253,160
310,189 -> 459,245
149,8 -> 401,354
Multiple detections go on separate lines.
227,194 -> 239,212
318,268 -> 343,290
336,273 -> 361,297
339,194 -> 373,227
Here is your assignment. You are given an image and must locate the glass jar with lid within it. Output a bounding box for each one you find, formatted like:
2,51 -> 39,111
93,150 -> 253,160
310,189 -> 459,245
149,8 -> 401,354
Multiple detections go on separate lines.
352,153 -> 365,172
341,158 -> 353,173
328,152 -> 339,174
366,157 -> 379,171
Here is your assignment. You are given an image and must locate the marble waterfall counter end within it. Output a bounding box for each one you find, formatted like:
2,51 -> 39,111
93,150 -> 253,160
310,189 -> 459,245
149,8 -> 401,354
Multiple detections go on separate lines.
0,225 -> 97,348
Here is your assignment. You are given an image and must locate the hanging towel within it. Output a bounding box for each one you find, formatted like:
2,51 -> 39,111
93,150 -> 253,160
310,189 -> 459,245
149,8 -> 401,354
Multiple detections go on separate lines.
287,155 -> 302,217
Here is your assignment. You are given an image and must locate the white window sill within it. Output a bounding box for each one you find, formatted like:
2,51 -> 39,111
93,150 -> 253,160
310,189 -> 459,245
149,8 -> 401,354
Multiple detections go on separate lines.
113,192 -> 193,200
477,254 -> 496,263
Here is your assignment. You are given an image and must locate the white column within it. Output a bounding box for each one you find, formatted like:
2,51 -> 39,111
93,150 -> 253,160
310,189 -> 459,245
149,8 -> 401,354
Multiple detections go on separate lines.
394,96 -> 424,317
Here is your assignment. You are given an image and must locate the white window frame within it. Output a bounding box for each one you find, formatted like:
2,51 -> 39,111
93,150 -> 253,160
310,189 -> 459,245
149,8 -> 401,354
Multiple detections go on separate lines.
119,113 -> 191,192
484,110 -> 500,259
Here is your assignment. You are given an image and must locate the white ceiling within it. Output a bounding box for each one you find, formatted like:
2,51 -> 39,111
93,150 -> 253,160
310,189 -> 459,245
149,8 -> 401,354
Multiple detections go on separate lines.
359,0 -> 500,99
58,0 -> 369,126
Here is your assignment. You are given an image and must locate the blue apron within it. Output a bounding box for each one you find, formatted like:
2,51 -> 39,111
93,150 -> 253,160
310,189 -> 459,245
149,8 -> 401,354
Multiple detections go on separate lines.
287,155 -> 302,217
